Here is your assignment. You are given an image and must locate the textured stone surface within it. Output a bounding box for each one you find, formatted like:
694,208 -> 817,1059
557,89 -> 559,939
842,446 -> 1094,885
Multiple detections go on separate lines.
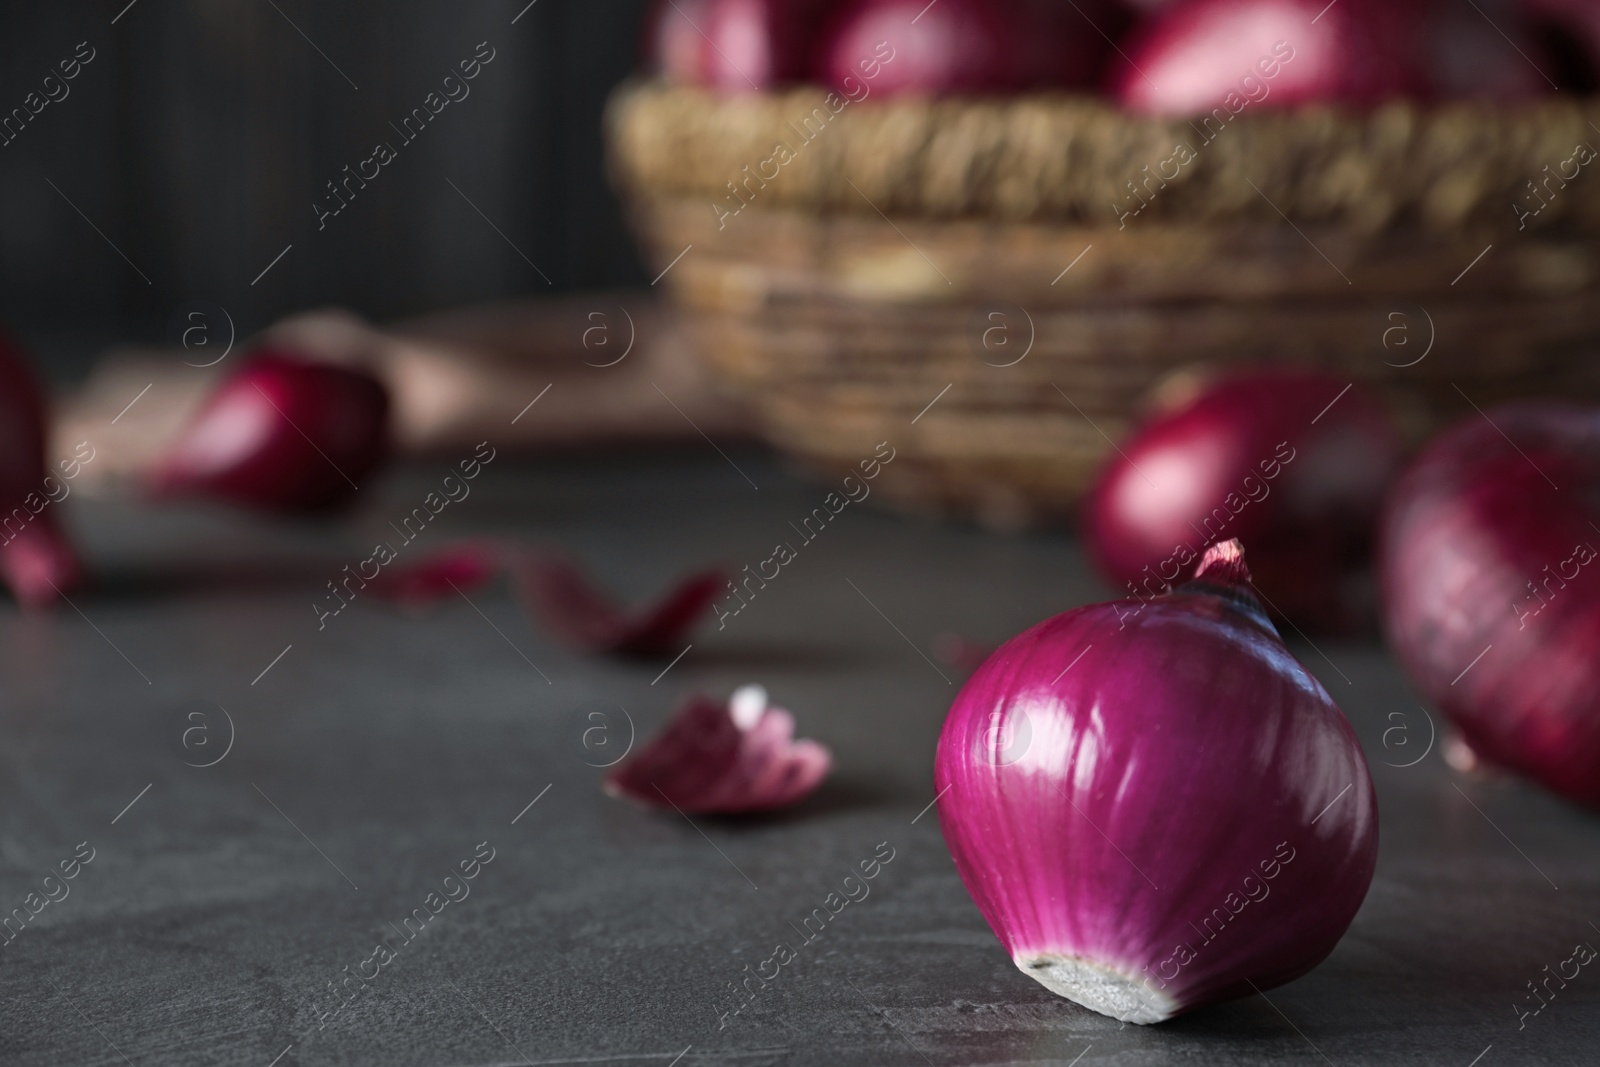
0,452 -> 1593,1065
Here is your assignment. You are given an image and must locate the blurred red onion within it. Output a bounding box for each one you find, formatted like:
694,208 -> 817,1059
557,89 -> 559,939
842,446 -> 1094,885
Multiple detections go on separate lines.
1082,368 -> 1404,633
1381,401 -> 1600,807
645,0 -> 714,83
149,350 -> 389,513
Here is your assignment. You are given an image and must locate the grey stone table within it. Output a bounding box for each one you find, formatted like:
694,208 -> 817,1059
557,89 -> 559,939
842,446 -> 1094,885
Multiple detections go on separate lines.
0,451 -> 1594,1066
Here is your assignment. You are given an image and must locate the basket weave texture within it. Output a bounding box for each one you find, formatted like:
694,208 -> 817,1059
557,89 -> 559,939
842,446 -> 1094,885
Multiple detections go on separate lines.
609,82 -> 1600,527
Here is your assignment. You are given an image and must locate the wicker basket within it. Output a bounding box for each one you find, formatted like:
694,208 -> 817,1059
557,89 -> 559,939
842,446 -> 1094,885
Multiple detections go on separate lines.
608,82 -> 1600,528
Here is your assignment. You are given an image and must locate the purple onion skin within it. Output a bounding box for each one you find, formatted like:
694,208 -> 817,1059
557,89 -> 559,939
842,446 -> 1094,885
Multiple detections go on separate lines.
1381,402 -> 1600,807
934,545 -> 1377,1023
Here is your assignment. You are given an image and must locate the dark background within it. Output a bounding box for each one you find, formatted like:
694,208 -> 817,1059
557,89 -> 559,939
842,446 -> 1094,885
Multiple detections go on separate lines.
0,0 -> 652,379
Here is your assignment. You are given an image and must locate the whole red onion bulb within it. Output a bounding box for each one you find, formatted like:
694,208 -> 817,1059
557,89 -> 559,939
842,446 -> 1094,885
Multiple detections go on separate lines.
1380,401 -> 1600,807
149,350 -> 389,513
936,541 -> 1377,1023
1083,368 -> 1404,632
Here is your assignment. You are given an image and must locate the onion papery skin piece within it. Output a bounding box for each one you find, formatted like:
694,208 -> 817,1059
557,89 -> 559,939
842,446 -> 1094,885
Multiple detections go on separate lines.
347,539 -> 726,656
1380,402 -> 1600,806
364,540 -> 504,608
934,541 -> 1377,1023
0,331 -> 83,607
606,685 -> 831,814
1083,368 -> 1403,633
513,549 -> 726,658
148,350 -> 389,513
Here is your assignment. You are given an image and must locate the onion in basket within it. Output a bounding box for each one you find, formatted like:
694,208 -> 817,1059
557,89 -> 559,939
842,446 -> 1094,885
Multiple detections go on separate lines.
647,0 -> 834,92
1113,0 -> 1426,113
819,0 -> 1101,97
645,0 -> 713,85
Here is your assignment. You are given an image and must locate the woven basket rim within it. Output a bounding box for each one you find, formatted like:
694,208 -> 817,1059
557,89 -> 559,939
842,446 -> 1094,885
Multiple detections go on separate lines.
607,80 -> 1600,234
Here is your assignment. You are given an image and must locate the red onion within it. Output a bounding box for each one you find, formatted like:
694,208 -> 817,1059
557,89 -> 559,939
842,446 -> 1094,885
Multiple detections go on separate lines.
648,0 -> 833,91
149,350 -> 389,513
1082,368 -> 1403,633
711,0 -> 839,91
1380,402 -> 1600,807
1113,0 -> 1426,114
645,0 -> 714,84
936,540 -> 1377,1023
818,0 -> 1073,98
0,331 -> 84,607
607,685 -> 831,813
513,550 -> 727,658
